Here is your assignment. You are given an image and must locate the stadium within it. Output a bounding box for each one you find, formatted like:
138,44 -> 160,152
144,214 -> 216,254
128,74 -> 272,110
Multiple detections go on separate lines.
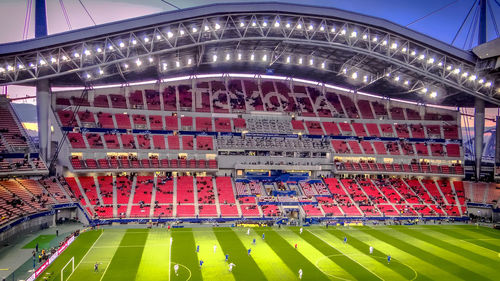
0,0 -> 499,280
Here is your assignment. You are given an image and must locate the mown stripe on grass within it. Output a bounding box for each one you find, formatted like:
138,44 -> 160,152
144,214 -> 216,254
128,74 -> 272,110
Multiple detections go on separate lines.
324,228 -> 426,281
347,227 -> 456,281
135,229 -> 171,281
361,227 -> 491,281
393,226 -> 498,269
427,226 -> 500,253
233,227 -> 296,281
102,229 -> 149,281
171,229 -> 202,281
44,230 -> 102,281
272,228 -> 354,281
214,228 -> 267,281
254,228 -> 329,281
193,228 -> 236,281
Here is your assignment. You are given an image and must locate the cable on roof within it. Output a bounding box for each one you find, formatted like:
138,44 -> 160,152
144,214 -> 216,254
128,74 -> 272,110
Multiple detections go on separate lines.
466,5 -> 480,49
159,0 -> 180,10
23,0 -> 33,40
78,0 -> 96,26
487,0 -> 500,37
406,0 -> 459,27
59,0 -> 72,30
451,0 -> 479,45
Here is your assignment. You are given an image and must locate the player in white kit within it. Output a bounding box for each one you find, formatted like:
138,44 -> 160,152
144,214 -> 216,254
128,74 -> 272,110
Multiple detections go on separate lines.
228,263 -> 236,272
299,227 -> 303,234
369,246 -> 373,254
298,268 -> 303,279
213,245 -> 217,254
174,264 -> 179,276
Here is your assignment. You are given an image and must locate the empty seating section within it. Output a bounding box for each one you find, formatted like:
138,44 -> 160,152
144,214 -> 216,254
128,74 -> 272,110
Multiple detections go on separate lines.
115,176 -> 132,204
177,176 -> 194,204
196,177 -> 215,204
110,95 -> 127,108
216,177 -> 236,204
357,100 -> 374,119
79,176 -> 99,205
134,176 -> 153,204
302,205 -> 323,216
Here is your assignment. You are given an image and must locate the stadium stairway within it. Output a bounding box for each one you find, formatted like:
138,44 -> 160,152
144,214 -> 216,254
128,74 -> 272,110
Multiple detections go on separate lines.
211,177 -> 222,218
172,176 -> 178,217
125,176 -> 137,218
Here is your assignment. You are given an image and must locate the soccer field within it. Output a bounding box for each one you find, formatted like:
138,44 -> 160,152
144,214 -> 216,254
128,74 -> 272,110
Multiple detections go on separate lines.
40,225 -> 499,281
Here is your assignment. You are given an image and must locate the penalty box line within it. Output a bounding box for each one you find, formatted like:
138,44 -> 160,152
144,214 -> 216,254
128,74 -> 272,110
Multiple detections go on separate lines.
65,230 -> 104,281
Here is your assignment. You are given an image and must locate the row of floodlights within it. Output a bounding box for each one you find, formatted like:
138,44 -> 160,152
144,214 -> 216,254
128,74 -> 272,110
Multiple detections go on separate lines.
343,68 -> 440,99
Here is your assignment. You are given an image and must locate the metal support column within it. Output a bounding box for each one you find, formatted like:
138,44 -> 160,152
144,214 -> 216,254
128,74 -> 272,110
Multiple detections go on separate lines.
474,98 -> 485,179
35,0 -> 48,37
36,80 -> 50,161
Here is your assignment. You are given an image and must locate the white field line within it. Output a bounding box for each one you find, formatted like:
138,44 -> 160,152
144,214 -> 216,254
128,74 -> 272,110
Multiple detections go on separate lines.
65,230 -> 104,281
307,230 -> 385,281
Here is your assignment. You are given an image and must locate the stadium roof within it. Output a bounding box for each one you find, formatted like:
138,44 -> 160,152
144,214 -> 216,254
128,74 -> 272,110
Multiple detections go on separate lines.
0,2 -> 498,107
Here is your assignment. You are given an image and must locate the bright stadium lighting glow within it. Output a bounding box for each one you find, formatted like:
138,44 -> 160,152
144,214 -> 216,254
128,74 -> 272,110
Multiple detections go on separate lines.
29,62 -> 35,67
372,36 -> 378,42
320,25 -> 325,31
351,72 -> 358,79
391,42 -> 398,49
485,81 -> 492,87
427,58 -> 435,64
123,63 -> 129,69
239,22 -> 245,27
330,27 -> 336,32
394,76 -> 400,81
187,58 -> 192,65
144,37 -> 149,42
50,57 -> 57,63
453,68 -> 460,74
262,54 -> 267,61
99,69 -> 104,75
7,65 -> 13,71
430,91 -> 437,98
274,21 -> 280,27
18,64 -> 24,69
478,79 -> 484,84
84,49 -> 91,56
350,31 -> 357,37
73,52 -> 80,58
180,29 -> 185,35
286,56 -> 291,63
382,40 -> 387,46
132,39 -> 137,45
321,61 -> 325,69
0,67 -> 4,73
226,54 -> 231,61
215,23 -> 221,30
402,47 -> 407,52
418,54 -> 425,60
262,21 -> 268,27
340,29 -> 346,35
342,68 -> 347,74
438,61 -> 443,66
309,24 -> 314,30
421,87 -> 428,93
446,65 -> 452,70
108,45 -> 114,50
462,72 -> 469,77
309,59 -> 314,65
411,50 -> 416,56
362,34 -> 368,40
252,21 -> 257,27
192,27 -> 198,33
167,31 -> 173,38
119,42 -> 125,48
297,23 -> 302,29
213,54 -> 218,62
238,53 -> 242,60
148,57 -> 154,63
204,25 -> 209,31
61,55 -> 68,61
135,59 -> 142,66
286,22 -> 291,28
97,47 -> 102,53
298,57 -> 303,64
469,75 -> 476,81
86,73 -> 91,79
162,63 -> 168,70
250,54 -> 255,61
363,75 -> 368,82
176,61 -> 180,68
404,80 -> 410,85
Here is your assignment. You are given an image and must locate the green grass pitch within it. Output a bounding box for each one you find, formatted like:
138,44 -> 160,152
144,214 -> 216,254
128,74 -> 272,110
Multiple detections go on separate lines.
38,225 -> 499,281
22,234 -> 56,249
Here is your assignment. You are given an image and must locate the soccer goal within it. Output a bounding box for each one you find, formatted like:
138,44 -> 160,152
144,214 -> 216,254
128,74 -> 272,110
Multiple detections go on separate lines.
61,256 -> 75,281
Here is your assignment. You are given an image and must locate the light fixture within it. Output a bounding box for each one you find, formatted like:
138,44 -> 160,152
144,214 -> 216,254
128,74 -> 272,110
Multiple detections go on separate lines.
226,54 -> 231,61
350,31 -> 357,38
485,81 -> 492,87
309,59 -> 314,66
18,64 -> 24,69
391,42 -> 398,49
382,40 -> 387,46
286,56 -> 291,63
86,73 -> 91,79
297,23 -> 302,29
363,75 -> 368,82
119,42 -> 125,48
421,87 -> 428,93
404,80 -> 410,85
394,76 -> 400,82
50,57 -> 57,63
427,58 -> 435,64
252,21 -> 256,27
73,52 -> 80,58
148,57 -> 154,63
99,69 -> 104,75
286,23 -> 291,28
351,72 -> 358,79
144,37 -> 149,43
84,49 -> 91,56
320,25 -> 325,31
402,47 -> 407,52
187,58 -> 192,65
239,22 -> 245,27
250,54 -> 255,61
162,63 -> 168,71
478,79 -> 484,84
340,29 -> 346,35
308,24 -> 314,30
135,59 -> 142,66
430,91 -> 437,98
215,23 -> 221,30
321,61 -> 325,69
330,27 -> 336,32
446,65 -> 452,70
180,29 -> 185,36
462,72 -> 469,77
469,75 -> 476,81
212,54 -> 218,62
418,54 -> 425,60
274,21 -> 280,28
298,57 -> 303,64
453,68 -> 460,74
96,47 -> 102,53
362,34 -> 368,40
176,61 -> 180,68
108,45 -> 114,50
411,50 -> 416,56
262,54 -> 267,61
262,21 -> 268,27
372,37 -> 378,42
61,55 -> 68,61
238,53 -> 242,60
123,63 -> 129,69
132,39 -> 137,45
167,31 -> 173,38
192,27 -> 198,33
204,25 -> 210,31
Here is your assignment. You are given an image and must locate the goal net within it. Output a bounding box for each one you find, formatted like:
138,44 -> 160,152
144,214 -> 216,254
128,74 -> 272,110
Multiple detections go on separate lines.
61,256 -> 75,281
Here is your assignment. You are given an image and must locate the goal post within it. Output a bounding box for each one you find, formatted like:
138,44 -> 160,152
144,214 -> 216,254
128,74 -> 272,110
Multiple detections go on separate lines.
61,256 -> 75,281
